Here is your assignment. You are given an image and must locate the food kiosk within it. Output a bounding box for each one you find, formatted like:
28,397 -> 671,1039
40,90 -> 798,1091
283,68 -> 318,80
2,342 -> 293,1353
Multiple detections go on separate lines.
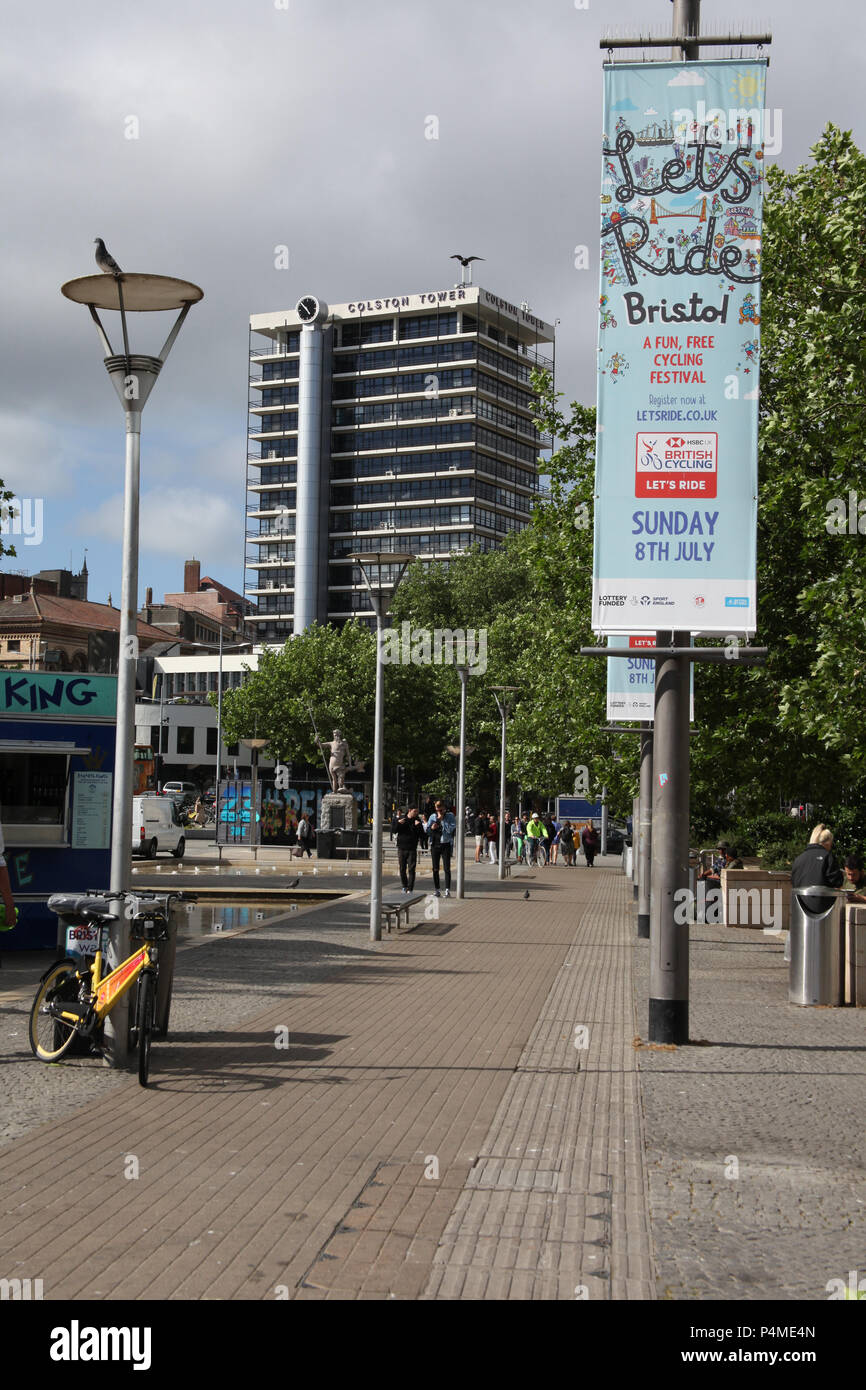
0,671 -> 116,949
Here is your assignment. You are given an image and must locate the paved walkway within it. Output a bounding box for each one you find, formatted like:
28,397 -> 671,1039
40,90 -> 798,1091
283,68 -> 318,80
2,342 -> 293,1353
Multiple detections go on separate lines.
1,854 -> 863,1301
0,858 -> 653,1300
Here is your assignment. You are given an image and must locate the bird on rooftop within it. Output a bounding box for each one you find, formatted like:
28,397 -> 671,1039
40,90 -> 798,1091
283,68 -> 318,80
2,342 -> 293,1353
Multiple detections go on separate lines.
94,238 -> 122,276
450,253 -> 485,285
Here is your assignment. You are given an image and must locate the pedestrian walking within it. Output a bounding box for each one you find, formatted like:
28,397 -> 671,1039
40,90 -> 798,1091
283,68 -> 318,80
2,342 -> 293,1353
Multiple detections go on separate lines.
512,814 -> 526,863
297,812 -> 313,858
426,799 -> 457,897
550,823 -> 562,865
560,821 -> 576,866
581,823 -> 600,868
473,811 -> 487,863
395,807 -> 423,892
487,814 -> 498,864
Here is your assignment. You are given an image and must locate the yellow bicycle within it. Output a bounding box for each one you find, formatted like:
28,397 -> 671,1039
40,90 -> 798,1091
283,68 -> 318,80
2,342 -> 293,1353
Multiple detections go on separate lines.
29,891 -> 189,1086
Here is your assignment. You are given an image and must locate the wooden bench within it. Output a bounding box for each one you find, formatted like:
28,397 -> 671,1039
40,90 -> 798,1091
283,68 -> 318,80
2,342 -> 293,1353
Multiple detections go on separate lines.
381,894 -> 426,933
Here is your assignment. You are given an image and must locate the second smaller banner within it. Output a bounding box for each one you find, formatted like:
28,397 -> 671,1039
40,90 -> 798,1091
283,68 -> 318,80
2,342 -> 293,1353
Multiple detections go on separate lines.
606,635 -> 694,722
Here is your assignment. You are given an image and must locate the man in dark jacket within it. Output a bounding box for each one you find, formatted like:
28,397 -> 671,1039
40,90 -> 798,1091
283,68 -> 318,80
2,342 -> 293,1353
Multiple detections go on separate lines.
395,808 -> 423,893
791,826 -> 843,913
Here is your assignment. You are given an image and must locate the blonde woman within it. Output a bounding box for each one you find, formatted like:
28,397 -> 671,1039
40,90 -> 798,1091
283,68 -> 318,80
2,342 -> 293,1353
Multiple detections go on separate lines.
792,824 -> 843,910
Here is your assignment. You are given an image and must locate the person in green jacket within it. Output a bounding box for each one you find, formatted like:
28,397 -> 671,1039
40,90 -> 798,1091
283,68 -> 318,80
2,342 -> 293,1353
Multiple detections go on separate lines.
525,812 -> 549,866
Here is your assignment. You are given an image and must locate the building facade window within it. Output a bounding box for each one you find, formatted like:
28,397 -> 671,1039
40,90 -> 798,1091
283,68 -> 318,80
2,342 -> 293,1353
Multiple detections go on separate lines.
340,320 -> 395,346
398,312 -> 458,340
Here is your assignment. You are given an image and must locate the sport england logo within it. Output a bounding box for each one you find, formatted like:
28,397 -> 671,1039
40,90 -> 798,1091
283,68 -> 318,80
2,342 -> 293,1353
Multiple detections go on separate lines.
635,432 -> 718,498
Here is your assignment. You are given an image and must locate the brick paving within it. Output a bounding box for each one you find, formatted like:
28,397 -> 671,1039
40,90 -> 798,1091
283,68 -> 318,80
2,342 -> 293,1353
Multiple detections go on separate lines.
0,857 -> 650,1300
1,847 -> 863,1301
633,921 -> 866,1301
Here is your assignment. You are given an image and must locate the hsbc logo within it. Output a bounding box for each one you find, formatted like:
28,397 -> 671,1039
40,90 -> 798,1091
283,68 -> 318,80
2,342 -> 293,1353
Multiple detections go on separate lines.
666,436 -> 686,448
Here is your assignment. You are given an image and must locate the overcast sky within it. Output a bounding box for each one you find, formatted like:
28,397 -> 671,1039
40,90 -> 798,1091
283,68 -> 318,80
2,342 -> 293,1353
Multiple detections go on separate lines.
1,0 -> 863,609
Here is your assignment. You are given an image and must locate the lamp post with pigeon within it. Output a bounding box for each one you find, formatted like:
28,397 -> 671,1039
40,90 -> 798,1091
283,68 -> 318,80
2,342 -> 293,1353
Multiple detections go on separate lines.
61,246 -> 202,1068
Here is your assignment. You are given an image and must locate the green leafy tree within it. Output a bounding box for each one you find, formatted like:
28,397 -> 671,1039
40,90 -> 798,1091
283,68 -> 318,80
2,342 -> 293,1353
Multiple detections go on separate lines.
393,391 -> 638,816
0,486 -> 19,563
217,619 -> 447,779
689,125 -> 866,834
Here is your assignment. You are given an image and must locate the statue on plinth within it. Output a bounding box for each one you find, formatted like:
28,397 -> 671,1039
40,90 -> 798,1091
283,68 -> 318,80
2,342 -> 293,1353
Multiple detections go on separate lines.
323,729 -> 351,792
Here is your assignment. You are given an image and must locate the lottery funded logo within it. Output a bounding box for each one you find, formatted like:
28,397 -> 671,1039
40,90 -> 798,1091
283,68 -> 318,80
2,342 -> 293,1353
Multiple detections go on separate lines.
635,432 -> 718,499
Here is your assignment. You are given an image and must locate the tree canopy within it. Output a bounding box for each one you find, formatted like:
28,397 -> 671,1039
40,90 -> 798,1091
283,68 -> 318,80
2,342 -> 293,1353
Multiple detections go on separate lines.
221,125 -> 866,834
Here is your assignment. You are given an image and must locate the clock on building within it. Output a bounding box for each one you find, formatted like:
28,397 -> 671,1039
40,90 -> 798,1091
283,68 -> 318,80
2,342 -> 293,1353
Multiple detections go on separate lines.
296,295 -> 326,323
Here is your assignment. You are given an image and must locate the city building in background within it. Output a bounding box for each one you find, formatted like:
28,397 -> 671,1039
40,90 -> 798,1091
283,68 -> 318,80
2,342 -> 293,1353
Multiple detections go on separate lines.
0,583 -> 173,674
139,558 -> 252,647
246,284 -> 555,642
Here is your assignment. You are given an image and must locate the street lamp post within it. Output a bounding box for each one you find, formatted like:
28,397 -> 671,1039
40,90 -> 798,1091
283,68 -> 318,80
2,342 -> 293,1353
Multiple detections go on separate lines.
492,687 -> 519,882
62,267 -> 202,1069
240,738 -> 269,861
348,550 -> 413,941
451,666 -> 475,899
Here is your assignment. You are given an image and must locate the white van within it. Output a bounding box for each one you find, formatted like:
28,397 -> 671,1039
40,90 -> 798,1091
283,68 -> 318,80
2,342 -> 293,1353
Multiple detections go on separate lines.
132,795 -> 186,859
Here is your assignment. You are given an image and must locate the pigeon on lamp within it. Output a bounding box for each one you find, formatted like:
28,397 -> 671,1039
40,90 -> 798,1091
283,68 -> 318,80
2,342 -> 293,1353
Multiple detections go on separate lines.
450,253 -> 485,285
94,238 -> 122,276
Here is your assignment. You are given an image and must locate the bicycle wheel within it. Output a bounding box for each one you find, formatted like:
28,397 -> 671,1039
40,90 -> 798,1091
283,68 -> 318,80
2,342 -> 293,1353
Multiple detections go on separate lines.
29,960 -> 84,1061
137,970 -> 155,1087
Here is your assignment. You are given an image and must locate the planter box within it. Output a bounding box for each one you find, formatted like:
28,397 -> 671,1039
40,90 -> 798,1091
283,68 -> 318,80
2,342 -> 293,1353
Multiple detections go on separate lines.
721,868 -> 790,931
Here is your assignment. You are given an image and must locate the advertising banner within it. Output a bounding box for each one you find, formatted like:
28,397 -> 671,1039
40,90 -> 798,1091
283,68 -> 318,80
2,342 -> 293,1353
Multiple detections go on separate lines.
593,60 -> 767,635
606,635 -> 694,721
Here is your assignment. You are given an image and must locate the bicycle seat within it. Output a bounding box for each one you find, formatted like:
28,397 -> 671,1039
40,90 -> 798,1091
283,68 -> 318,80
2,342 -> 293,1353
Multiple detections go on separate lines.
48,894 -> 117,920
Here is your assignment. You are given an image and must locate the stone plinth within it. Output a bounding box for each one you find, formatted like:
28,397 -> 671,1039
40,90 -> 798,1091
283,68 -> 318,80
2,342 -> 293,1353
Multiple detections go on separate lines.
320,792 -> 358,833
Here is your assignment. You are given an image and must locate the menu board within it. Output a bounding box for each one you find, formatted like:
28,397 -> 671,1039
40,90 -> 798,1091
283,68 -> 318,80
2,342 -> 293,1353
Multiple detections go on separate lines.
71,771 -> 113,849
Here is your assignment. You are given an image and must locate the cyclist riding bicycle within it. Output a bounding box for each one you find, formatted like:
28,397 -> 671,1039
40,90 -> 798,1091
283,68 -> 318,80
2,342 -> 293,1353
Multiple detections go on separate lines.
525,812 -> 549,866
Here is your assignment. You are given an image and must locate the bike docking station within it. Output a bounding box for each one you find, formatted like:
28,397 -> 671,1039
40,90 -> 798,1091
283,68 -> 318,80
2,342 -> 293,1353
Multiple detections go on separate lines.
38,889 -> 189,1081
61,264 -> 202,1069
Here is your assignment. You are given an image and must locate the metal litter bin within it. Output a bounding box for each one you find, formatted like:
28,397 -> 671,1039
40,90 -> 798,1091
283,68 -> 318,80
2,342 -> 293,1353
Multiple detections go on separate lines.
788,885 -> 846,1006
316,829 -> 336,860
